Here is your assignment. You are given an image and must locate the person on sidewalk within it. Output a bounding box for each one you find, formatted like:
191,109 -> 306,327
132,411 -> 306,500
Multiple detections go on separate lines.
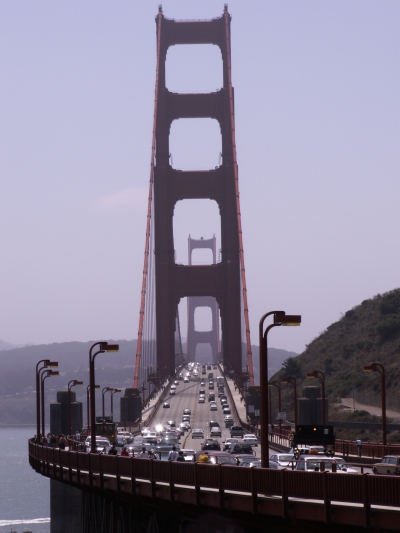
168,445 -> 179,461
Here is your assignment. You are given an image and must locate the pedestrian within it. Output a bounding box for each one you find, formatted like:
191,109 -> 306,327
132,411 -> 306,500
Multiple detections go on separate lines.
58,434 -> 67,450
197,451 -> 209,463
46,434 -> 51,447
75,431 -> 81,442
176,450 -> 185,462
138,446 -> 150,458
120,446 -> 129,457
149,450 -> 159,460
168,445 -> 179,461
108,444 -> 118,455
356,439 -> 362,457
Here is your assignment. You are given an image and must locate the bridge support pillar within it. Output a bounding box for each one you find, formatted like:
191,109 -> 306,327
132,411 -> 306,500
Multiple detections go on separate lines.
50,479 -> 82,533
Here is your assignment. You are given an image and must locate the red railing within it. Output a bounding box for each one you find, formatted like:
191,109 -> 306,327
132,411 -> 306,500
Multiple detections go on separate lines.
29,440 -> 400,529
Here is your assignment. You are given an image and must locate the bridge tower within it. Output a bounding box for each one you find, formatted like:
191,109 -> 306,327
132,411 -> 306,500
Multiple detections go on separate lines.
134,6 -> 254,387
186,236 -> 220,363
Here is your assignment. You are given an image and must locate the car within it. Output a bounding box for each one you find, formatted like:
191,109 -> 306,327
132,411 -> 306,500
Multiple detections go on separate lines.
85,436 -> 111,453
199,388 -> 206,395
208,393 -> 215,402
230,426 -> 245,438
372,456 -> 400,475
224,414 -> 233,420
228,443 -> 255,455
184,377 -> 189,383
200,381 -> 205,386
295,456 -> 358,473
117,431 -> 132,443
225,419 -> 234,428
175,428 -> 184,438
192,429 -> 204,439
221,398 -> 228,405
201,439 -> 221,451
198,397 -> 205,403
223,438 -> 238,451
182,421 -> 191,430
174,380 -> 179,385
182,414 -> 191,422
167,420 -> 176,428
270,453 -> 296,468
220,395 -> 227,403
180,448 -> 196,462
178,422 -> 188,432
183,408 -> 191,415
169,389 -> 176,395
208,383 -> 214,389
239,459 -> 262,468
161,431 -> 178,442
178,373 -> 183,380
242,434 -> 258,446
209,420 -> 220,430
210,426 -> 222,438
210,403 -> 217,411
222,407 -> 231,414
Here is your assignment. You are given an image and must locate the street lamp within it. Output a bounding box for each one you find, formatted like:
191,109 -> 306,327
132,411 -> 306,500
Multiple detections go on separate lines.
281,376 -> 298,426
87,384 -> 100,428
259,311 -> 301,468
102,387 -> 113,420
363,363 -> 386,445
110,389 -> 121,421
36,360 -> 58,442
268,381 -> 282,433
41,370 -> 59,437
89,342 -> 119,453
306,370 -> 326,425
68,380 -> 83,436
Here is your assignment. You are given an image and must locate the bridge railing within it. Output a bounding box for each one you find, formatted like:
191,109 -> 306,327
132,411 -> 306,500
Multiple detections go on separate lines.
29,439 -> 400,529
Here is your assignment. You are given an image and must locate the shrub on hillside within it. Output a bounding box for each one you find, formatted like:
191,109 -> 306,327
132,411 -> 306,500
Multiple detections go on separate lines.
376,316 -> 400,342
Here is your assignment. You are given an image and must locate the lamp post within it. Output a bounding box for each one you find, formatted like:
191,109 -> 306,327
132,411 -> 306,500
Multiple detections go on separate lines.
86,384 -> 100,428
306,370 -> 326,425
102,387 -> 112,420
281,376 -> 298,426
363,363 -> 386,445
36,360 -> 58,442
268,381 -> 282,433
89,342 -> 119,453
68,380 -> 83,436
259,311 -> 301,468
110,389 -> 121,421
41,370 -> 59,437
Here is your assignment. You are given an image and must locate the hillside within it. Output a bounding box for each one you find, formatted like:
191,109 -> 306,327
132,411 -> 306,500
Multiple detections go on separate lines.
270,288 -> 400,440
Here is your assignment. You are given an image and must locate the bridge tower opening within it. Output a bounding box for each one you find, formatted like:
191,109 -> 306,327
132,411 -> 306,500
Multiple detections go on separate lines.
186,235 -> 220,364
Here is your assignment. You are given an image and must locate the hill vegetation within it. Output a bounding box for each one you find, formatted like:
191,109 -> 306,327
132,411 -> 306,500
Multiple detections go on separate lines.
271,288 -> 400,441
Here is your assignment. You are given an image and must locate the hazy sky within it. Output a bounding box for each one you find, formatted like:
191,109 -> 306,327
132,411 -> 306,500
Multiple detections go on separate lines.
1,1 -> 399,355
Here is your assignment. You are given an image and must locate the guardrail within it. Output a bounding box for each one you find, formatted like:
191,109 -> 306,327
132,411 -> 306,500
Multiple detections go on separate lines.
29,440 -> 400,530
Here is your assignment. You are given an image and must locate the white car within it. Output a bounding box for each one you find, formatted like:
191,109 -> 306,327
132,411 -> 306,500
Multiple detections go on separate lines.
210,426 -> 222,438
209,403 -> 217,411
192,429 -> 204,439
243,434 -> 258,446
270,453 -> 296,468
184,377 -> 189,383
198,396 -> 205,403
169,388 -> 176,395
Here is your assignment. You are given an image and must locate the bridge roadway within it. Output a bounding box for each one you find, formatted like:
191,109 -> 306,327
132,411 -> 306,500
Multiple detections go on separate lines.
149,366 -> 249,456
29,369 -> 400,533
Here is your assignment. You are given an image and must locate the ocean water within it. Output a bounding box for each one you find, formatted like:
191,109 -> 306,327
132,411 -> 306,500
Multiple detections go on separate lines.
0,428 -> 50,533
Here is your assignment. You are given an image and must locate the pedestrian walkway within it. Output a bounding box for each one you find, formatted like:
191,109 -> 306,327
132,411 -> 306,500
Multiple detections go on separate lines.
223,372 -> 248,424
340,397 -> 400,420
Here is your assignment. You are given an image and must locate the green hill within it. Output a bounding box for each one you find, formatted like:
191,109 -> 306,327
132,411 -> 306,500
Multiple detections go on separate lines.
271,288 -> 400,441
